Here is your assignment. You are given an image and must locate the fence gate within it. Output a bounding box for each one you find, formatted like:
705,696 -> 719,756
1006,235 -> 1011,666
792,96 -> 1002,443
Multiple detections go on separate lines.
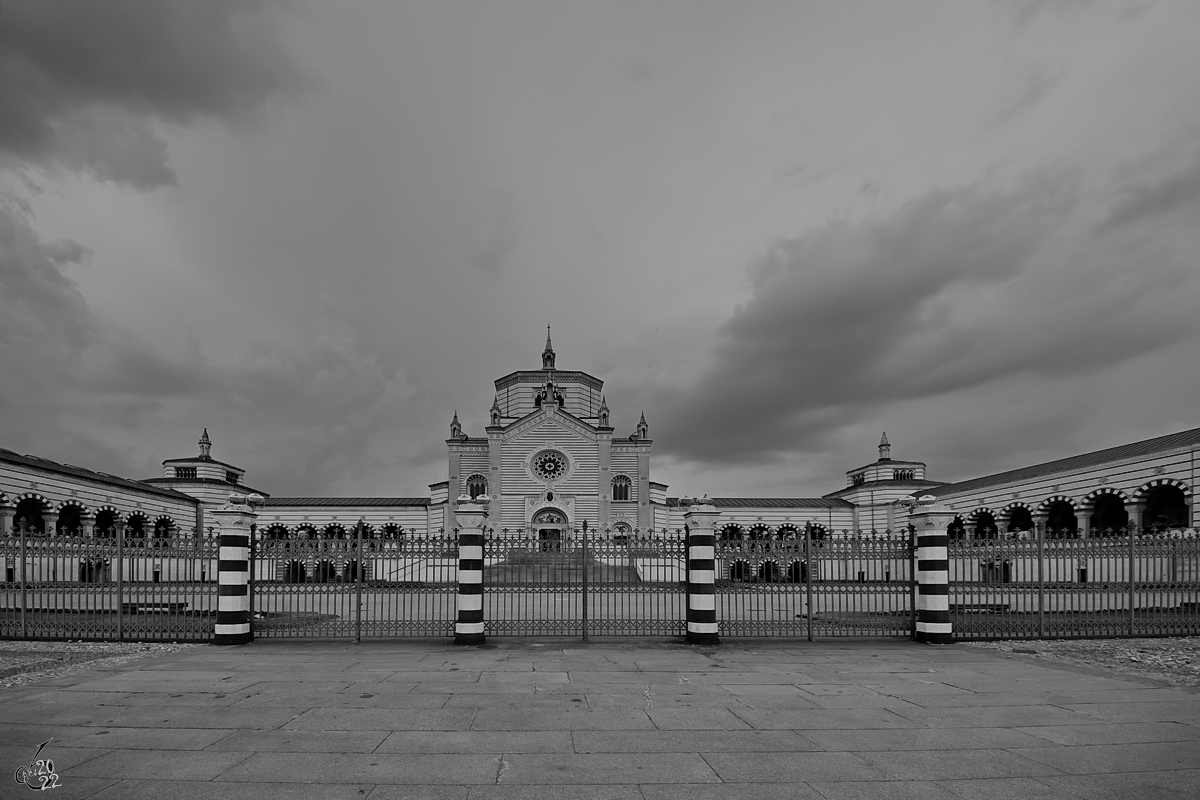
252,529 -> 458,639
482,526 -> 686,638
716,531 -> 915,638
1,525 -> 218,642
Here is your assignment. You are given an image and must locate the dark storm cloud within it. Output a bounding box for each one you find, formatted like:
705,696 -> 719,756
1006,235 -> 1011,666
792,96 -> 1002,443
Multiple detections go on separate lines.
0,0 -> 393,494
655,169 -> 1200,465
0,199 -> 409,492
0,0 -> 305,187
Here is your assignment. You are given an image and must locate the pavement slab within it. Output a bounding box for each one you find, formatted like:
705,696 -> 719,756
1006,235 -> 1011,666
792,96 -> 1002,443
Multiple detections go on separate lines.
1,637 -> 1198,798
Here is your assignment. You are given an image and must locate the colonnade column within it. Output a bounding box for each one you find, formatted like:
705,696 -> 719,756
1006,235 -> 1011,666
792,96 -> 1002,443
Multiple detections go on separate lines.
212,494 -> 260,645
454,495 -> 488,645
910,496 -> 954,644
683,498 -> 720,645
0,501 -> 14,536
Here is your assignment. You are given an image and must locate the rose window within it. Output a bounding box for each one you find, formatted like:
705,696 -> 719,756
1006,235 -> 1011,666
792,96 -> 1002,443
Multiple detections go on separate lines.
531,450 -> 568,482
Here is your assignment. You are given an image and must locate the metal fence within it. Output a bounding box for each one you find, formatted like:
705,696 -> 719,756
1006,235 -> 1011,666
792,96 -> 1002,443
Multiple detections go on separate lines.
716,531 -> 915,638
252,529 -> 457,640
1,524 -> 219,642
482,527 -> 686,638
950,529 -> 1200,639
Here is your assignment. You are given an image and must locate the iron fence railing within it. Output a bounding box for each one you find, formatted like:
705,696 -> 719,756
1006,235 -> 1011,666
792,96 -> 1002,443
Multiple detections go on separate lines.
252,527 -> 456,640
950,528 -> 1200,640
1,522 -> 219,642
716,529 -> 915,639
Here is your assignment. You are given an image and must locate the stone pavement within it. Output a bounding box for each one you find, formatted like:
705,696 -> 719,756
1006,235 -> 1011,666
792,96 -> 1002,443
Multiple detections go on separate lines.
1,638 -> 1199,799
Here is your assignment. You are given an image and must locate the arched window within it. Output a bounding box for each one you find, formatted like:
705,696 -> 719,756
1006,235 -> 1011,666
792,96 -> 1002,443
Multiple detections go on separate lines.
612,475 -> 631,502
467,474 -> 488,500
892,469 -> 914,481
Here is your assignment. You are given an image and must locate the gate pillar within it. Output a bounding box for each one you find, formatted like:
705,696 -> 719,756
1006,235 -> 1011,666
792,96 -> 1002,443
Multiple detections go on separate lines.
910,495 -> 954,644
454,496 -> 488,645
212,493 -> 260,645
684,498 -> 721,645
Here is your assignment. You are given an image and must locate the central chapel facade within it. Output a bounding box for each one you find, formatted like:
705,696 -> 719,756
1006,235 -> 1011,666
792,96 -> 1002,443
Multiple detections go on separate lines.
0,333 -> 1196,544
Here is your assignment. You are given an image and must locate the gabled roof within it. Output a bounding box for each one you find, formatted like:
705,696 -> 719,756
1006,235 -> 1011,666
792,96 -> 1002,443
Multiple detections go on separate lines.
666,497 -> 853,509
0,448 -> 197,503
928,426 -> 1200,497
263,497 -> 431,507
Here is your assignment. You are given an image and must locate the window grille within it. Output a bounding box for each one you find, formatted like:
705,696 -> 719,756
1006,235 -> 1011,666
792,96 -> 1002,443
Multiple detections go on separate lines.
612,475 -> 631,502
467,474 -> 488,500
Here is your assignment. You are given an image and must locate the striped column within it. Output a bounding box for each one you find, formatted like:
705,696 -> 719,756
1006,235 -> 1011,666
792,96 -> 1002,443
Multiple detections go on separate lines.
910,497 -> 954,644
212,495 -> 259,646
684,500 -> 721,645
454,496 -> 488,645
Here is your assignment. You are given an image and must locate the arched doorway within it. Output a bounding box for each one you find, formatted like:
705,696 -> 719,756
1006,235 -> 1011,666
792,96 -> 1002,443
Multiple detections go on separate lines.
1144,485 -> 1189,531
14,498 -> 45,534
532,508 -> 567,552
729,561 -> 752,582
285,560 -> 307,583
787,561 -> 808,583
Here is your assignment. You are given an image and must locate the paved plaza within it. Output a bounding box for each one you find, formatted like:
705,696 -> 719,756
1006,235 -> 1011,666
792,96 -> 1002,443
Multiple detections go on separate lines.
1,638 -> 1198,799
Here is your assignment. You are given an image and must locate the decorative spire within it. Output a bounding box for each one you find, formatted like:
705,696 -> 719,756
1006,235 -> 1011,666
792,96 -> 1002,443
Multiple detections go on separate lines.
878,431 -> 891,460
490,395 -> 502,427
598,396 -> 609,427
199,428 -> 211,458
637,411 -> 648,439
450,411 -> 462,439
542,324 -> 556,370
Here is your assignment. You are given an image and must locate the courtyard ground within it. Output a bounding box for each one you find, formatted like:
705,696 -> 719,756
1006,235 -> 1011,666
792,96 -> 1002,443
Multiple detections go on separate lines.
1,637 -> 1198,799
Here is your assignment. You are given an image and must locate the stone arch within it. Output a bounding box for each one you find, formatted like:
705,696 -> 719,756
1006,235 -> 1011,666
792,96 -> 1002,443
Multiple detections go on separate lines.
323,523 -> 346,539
1080,486 -> 1131,507
55,500 -> 88,535
1081,488 -> 1129,536
747,524 -> 771,541
786,560 -> 808,583
728,560 -> 752,581
152,515 -> 176,544
264,524 -> 291,540
968,508 -> 999,539
1140,481 -> 1190,531
1002,502 -> 1035,532
94,506 -> 120,538
1038,496 -> 1078,537
1133,477 -> 1191,502
14,494 -> 50,533
381,523 -> 403,540
776,524 -> 799,540
719,523 -> 744,542
807,523 -> 827,541
125,512 -> 150,542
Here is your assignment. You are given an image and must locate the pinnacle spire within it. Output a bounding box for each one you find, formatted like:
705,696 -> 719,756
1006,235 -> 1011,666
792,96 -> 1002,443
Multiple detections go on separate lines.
878,431 -> 891,460
542,325 -> 556,370
199,428 -> 211,458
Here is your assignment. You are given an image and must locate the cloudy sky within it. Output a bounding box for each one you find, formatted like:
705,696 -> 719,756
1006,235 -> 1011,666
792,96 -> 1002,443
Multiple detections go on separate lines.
2,1 -> 1198,500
